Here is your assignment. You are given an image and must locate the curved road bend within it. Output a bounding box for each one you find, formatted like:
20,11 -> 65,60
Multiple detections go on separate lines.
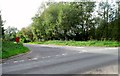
2,44 -> 118,74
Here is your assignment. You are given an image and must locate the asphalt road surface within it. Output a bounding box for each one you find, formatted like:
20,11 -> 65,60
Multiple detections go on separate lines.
2,44 -> 118,74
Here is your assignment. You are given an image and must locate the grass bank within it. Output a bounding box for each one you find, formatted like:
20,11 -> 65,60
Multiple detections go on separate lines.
1,41 -> 29,59
29,40 -> 120,47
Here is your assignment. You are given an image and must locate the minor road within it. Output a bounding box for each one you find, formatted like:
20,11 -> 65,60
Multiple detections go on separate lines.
2,44 -> 118,74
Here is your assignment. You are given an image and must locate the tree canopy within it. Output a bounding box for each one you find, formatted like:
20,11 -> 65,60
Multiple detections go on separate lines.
18,2 -> 119,42
0,11 -> 4,39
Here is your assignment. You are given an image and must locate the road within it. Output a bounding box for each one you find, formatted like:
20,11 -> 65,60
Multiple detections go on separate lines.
2,44 -> 118,74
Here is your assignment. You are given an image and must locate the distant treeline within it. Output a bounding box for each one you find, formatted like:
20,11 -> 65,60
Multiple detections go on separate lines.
6,2 -> 120,42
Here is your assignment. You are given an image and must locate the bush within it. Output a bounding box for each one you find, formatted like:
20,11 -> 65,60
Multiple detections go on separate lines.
1,41 -> 29,59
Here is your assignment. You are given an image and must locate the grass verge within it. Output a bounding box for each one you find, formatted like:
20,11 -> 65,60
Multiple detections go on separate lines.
0,41 -> 29,59
29,40 -> 120,47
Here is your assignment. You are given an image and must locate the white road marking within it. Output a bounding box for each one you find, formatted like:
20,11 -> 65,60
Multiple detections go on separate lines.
62,53 -> 67,56
13,61 -> 18,63
47,56 -> 50,58
19,60 -> 24,62
31,58 -> 38,60
28,59 -> 32,60
56,55 -> 60,56
82,50 -> 87,52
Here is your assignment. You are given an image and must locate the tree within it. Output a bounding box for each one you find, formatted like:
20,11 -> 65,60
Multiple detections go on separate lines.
21,1 -> 119,42
29,2 -> 96,41
112,1 -> 120,41
0,11 -> 4,39
96,1 -> 117,40
4,26 -> 18,41
17,26 -> 33,42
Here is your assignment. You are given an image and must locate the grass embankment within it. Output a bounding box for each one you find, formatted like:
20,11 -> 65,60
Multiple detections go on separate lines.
0,41 -> 29,59
29,40 -> 120,47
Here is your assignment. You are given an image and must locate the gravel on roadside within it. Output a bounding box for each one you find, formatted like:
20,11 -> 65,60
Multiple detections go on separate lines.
82,64 -> 118,74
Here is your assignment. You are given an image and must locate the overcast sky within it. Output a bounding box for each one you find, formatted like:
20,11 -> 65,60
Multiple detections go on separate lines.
0,0 -> 47,30
0,0 -> 115,30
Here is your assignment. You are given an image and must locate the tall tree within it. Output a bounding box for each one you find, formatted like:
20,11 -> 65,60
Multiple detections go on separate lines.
96,1 -> 117,40
30,2 -> 96,41
0,11 -> 4,39
4,26 -> 18,41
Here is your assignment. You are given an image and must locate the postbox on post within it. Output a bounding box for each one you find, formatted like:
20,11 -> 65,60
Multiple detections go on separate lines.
16,37 -> 20,43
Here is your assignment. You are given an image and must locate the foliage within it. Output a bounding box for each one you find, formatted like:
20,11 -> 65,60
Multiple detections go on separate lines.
1,41 -> 29,59
17,27 -> 33,43
0,11 -> 4,39
4,26 -> 18,41
29,40 -> 120,47
18,2 -> 119,42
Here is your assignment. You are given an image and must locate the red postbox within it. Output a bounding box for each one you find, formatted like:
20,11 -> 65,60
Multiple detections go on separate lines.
15,37 -> 20,43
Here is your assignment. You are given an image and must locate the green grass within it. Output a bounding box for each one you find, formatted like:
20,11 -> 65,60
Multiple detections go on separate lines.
29,40 -> 120,47
1,41 -> 29,59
